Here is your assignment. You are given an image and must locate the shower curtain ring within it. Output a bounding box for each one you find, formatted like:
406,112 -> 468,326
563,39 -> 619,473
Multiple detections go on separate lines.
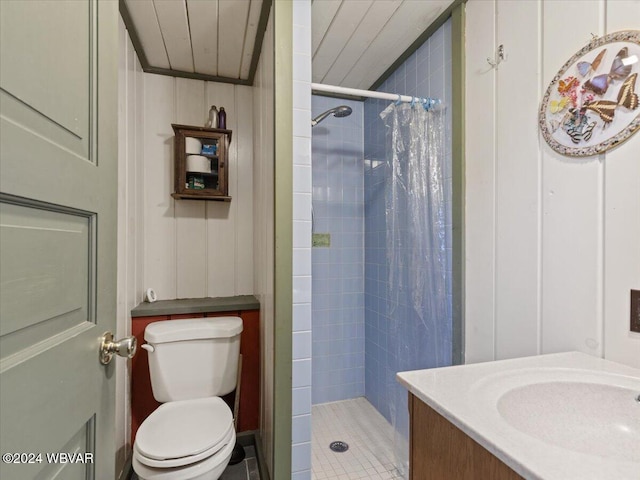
410,96 -> 416,108
395,94 -> 402,105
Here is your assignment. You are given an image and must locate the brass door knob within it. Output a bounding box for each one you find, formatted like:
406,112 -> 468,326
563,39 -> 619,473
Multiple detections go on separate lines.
99,332 -> 137,365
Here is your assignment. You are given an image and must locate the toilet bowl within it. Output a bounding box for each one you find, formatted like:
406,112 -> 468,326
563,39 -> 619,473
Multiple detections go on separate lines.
132,318 -> 243,480
133,397 -> 235,480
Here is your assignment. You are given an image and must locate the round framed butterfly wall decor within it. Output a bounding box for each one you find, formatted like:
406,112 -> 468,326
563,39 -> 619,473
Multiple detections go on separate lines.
539,30 -> 640,157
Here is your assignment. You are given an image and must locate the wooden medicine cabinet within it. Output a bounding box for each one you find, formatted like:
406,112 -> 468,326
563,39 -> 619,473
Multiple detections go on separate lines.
171,124 -> 232,201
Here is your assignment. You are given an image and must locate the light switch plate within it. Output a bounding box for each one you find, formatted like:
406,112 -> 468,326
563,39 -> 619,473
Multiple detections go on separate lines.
631,290 -> 640,333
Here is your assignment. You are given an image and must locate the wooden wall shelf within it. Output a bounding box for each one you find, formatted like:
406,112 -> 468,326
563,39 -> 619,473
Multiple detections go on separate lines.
172,124 -> 232,201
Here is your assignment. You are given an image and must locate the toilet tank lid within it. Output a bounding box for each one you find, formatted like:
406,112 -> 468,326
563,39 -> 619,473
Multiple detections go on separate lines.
144,317 -> 243,344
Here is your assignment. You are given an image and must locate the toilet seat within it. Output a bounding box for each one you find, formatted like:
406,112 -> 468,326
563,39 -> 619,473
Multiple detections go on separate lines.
132,430 -> 235,480
135,397 -> 233,468
134,423 -> 234,468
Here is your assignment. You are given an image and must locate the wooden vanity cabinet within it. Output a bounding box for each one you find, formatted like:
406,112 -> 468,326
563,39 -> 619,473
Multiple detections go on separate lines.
409,394 -> 523,479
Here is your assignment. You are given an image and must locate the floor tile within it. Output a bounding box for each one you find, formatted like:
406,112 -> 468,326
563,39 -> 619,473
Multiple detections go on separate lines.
311,397 -> 403,480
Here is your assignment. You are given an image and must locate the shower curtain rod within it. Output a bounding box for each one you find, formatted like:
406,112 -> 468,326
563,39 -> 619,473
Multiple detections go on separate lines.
311,82 -> 440,105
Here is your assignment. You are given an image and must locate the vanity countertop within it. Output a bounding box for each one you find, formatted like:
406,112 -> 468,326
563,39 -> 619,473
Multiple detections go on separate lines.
131,295 -> 259,317
397,352 -> 640,480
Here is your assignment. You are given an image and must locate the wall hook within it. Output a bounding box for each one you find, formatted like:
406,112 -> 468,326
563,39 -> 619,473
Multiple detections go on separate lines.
487,44 -> 505,68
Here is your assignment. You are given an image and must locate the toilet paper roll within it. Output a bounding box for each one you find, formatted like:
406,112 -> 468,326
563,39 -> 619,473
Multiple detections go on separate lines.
185,137 -> 202,154
186,154 -> 211,173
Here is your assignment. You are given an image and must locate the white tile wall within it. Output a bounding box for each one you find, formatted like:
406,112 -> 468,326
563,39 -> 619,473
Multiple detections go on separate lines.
292,442 -> 312,473
293,303 -> 313,331
292,387 -> 312,416
293,359 -> 312,389
291,1 -> 313,477
292,414 -> 312,444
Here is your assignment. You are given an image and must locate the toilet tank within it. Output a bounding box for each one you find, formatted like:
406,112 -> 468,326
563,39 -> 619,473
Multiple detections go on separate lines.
143,317 -> 243,403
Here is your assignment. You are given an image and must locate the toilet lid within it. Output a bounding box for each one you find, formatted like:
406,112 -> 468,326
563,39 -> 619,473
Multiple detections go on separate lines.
136,397 -> 233,461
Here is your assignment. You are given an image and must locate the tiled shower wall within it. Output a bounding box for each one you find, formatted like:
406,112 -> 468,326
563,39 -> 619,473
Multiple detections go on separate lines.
363,19 -> 453,422
311,96 -> 365,405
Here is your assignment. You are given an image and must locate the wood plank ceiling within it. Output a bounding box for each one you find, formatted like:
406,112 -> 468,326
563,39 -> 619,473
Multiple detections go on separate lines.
121,0 -> 454,89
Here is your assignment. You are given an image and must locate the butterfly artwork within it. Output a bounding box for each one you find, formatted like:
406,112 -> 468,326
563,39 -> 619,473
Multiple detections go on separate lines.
539,30 -> 640,157
550,97 -> 570,114
582,100 -> 617,124
562,110 -> 596,144
576,48 -> 607,77
617,72 -> 639,110
558,76 -> 579,95
582,73 -> 639,124
583,47 -> 634,95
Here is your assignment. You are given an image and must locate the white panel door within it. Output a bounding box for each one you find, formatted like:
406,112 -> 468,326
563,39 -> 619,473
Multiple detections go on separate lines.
0,1 -> 118,479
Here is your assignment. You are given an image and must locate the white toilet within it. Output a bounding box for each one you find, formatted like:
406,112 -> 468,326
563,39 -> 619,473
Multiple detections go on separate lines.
132,316 -> 243,480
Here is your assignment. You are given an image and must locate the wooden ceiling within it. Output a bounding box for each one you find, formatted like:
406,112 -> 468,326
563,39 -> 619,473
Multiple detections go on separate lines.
312,0 -> 454,90
120,0 -> 454,89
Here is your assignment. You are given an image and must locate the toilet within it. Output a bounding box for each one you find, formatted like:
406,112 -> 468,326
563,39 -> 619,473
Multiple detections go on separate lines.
132,317 -> 243,480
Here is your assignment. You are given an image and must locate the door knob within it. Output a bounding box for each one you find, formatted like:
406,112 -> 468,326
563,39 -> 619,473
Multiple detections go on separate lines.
99,332 -> 137,365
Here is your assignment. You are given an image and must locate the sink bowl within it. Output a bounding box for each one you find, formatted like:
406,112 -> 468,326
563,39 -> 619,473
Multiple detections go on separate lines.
497,381 -> 640,462
398,353 -> 640,479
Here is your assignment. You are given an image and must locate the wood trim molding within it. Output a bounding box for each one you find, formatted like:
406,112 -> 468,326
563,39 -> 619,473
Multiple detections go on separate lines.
451,2 -> 466,366
273,1 -> 293,477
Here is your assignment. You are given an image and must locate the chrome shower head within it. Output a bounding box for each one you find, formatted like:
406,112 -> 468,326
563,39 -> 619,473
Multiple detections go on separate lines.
311,105 -> 353,126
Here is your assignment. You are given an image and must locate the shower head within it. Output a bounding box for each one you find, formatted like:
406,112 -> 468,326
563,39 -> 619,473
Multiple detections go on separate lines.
311,105 -> 352,126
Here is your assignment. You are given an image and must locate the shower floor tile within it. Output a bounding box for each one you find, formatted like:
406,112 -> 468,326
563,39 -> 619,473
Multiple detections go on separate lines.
312,397 -> 403,480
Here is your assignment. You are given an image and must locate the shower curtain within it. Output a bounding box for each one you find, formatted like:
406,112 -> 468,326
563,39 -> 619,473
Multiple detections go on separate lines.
380,102 -> 450,477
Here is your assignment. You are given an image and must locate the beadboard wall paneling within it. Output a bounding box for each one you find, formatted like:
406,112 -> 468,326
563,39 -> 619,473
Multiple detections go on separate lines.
252,10 -> 275,475
143,74 -> 254,300
494,0 -> 540,359
116,15 -> 145,478
603,0 -> 640,368
463,0 -> 496,364
539,1 -> 603,358
464,0 -> 640,368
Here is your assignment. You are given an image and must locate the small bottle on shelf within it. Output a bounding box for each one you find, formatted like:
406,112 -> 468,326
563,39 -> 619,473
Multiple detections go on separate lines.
218,107 -> 227,129
205,105 -> 219,128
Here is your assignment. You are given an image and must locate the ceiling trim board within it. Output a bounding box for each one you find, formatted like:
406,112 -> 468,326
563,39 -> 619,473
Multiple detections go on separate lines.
247,0 -> 273,86
119,0 -> 150,70
240,0 -> 264,78
144,66 -> 252,86
369,0 -> 467,92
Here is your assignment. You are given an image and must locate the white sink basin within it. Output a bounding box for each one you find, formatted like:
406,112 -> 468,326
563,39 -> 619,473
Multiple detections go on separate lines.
397,352 -> 640,479
497,381 -> 640,462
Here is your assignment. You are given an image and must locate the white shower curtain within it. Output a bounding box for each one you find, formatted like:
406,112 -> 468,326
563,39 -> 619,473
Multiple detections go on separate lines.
380,102 -> 450,477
